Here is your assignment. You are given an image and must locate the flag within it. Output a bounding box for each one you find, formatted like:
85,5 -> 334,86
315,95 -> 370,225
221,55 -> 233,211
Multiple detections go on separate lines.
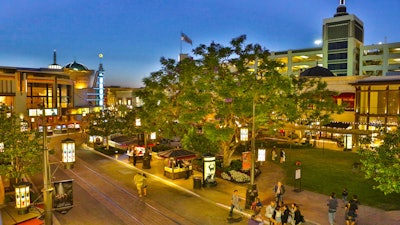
181,32 -> 192,45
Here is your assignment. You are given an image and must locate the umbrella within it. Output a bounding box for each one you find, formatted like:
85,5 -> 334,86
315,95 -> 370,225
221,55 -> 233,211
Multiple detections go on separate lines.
157,148 -> 197,160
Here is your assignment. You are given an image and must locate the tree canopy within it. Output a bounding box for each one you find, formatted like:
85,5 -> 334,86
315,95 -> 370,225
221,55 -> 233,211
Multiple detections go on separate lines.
359,126 -> 400,194
137,35 -> 342,166
86,109 -> 123,150
0,105 -> 42,183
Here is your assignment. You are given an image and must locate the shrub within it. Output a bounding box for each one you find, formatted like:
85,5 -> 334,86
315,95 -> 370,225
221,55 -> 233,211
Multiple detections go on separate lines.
228,170 -> 250,183
230,159 -> 242,171
221,172 -> 232,181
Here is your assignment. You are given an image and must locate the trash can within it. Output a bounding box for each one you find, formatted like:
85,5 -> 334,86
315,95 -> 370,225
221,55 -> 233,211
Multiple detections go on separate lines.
193,176 -> 202,189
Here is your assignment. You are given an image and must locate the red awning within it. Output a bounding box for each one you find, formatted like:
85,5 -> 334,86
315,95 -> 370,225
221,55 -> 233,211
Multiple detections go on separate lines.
333,92 -> 355,100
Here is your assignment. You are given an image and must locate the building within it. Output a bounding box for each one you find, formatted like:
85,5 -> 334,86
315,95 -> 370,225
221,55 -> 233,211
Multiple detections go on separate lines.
106,86 -> 143,109
0,52 -> 104,132
271,1 -> 400,148
270,2 -> 400,78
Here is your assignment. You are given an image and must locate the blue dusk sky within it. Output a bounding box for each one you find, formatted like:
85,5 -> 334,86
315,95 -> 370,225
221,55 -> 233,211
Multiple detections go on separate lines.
0,0 -> 399,88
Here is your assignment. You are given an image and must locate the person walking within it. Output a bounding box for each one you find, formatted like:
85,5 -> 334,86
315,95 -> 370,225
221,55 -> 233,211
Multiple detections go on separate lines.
327,192 -> 338,225
133,173 -> 147,197
132,149 -> 137,166
273,181 -> 286,204
279,149 -> 286,164
272,146 -> 277,161
342,188 -> 349,205
345,195 -> 359,225
229,190 -> 242,217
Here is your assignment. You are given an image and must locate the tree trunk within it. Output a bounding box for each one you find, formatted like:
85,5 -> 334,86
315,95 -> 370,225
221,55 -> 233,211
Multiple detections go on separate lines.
0,176 -> 5,206
222,141 -> 236,168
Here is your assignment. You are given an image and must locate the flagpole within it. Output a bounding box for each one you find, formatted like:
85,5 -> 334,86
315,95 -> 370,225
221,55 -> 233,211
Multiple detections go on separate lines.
180,38 -> 182,54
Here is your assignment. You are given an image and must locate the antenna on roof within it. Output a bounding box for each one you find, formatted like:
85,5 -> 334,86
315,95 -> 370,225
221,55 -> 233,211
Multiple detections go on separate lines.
339,0 -> 345,5
53,49 -> 57,64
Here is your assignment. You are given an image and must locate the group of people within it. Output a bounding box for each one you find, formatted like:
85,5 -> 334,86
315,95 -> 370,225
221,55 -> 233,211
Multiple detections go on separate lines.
247,200 -> 305,225
327,190 -> 360,225
271,146 -> 286,164
229,181 -> 305,225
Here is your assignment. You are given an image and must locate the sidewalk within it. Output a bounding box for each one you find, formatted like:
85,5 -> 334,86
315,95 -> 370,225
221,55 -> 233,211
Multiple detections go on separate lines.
114,150 -> 400,225
1,204 -> 44,225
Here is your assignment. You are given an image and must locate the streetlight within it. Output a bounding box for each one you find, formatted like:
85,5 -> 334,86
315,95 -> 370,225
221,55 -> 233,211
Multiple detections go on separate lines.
240,128 -> 249,142
15,180 -> 30,215
41,105 -> 53,225
14,114 -> 31,215
245,100 -> 258,209
62,138 -> 76,169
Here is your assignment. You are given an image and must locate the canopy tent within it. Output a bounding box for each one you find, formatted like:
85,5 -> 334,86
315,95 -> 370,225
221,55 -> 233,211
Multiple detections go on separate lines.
157,148 -> 197,160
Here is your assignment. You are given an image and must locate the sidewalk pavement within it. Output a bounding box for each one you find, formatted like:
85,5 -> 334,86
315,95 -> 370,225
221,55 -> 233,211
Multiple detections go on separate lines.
1,205 -> 43,225
114,150 -> 400,225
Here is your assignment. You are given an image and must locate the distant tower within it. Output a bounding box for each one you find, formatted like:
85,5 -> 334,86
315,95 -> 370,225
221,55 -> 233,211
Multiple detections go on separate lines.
322,0 -> 364,76
48,49 -> 62,69
93,54 -> 105,108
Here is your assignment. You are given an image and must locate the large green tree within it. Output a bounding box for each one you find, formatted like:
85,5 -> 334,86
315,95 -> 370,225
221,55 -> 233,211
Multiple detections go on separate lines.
86,109 -> 123,150
359,126 -> 400,194
137,35 -> 342,166
0,105 -> 42,184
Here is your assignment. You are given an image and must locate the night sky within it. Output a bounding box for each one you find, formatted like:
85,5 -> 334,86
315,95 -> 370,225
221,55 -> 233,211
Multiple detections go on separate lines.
1,0 -> 399,87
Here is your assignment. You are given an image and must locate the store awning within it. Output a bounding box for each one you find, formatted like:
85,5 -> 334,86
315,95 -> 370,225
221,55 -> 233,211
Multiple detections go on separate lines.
324,122 -> 351,129
158,148 -> 197,160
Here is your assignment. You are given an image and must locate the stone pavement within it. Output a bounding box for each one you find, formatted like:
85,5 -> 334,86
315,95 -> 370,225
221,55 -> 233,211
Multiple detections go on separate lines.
115,151 -> 400,225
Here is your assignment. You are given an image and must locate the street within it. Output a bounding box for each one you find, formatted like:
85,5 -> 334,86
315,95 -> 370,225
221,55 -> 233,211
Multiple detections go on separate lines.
28,134 -> 246,225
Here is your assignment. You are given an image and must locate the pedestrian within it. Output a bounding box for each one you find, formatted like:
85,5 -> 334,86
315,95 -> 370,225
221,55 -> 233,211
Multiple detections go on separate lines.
279,149 -> 286,164
281,205 -> 290,225
273,181 -> 286,204
327,192 -> 338,225
272,146 -> 277,161
133,149 -> 137,166
342,188 -> 349,205
229,190 -> 242,217
133,173 -> 147,197
291,203 -> 305,225
251,197 -> 263,214
248,214 -> 263,225
345,195 -> 359,225
264,201 -> 276,225
274,205 -> 282,225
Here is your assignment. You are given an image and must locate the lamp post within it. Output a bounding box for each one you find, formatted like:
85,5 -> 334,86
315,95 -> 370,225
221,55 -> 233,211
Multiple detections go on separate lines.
42,106 -> 53,225
250,100 -> 256,185
243,100 -> 258,209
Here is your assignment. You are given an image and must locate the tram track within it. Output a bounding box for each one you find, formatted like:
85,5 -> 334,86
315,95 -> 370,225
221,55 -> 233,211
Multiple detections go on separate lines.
60,154 -> 196,225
